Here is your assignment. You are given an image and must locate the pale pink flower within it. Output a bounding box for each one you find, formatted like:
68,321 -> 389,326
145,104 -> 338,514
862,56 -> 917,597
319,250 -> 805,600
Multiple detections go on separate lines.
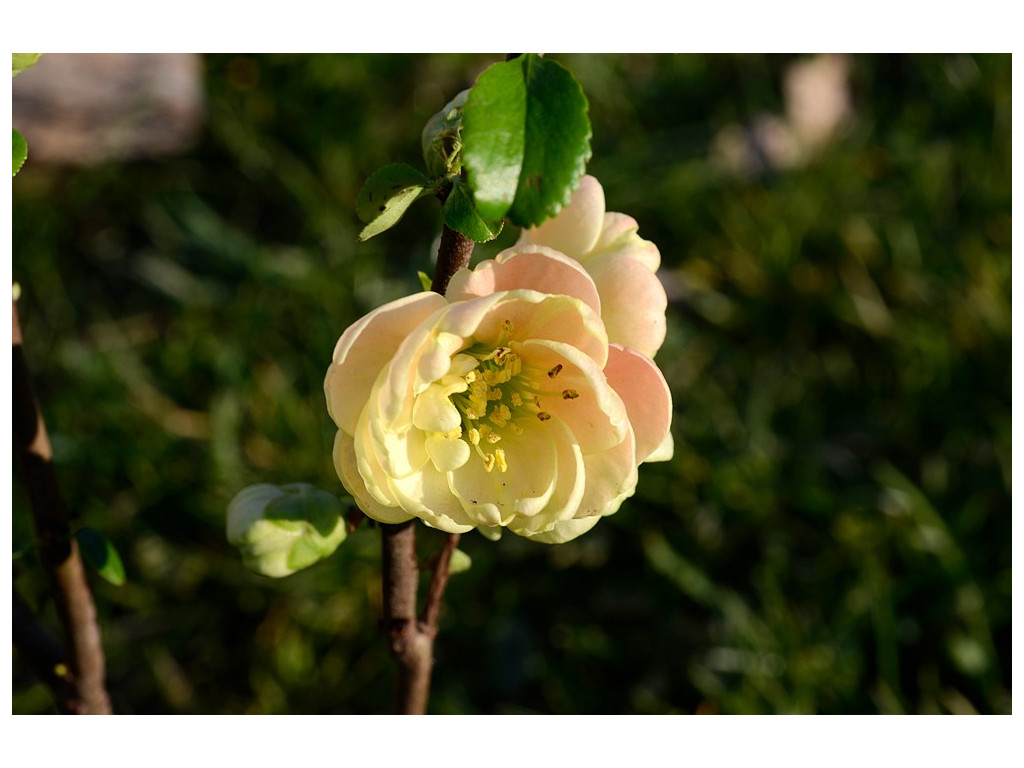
325,249 -> 672,543
516,175 -> 668,359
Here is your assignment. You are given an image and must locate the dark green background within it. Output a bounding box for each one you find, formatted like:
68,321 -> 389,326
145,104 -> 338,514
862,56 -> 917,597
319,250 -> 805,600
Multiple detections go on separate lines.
12,54 -> 1011,714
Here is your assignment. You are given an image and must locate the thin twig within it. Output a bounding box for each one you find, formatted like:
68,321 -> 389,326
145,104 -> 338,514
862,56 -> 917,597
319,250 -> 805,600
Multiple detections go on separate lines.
421,532 -> 462,632
13,300 -> 112,715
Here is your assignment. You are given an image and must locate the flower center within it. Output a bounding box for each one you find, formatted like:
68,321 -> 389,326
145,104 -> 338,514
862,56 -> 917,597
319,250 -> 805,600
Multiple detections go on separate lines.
449,342 -> 545,473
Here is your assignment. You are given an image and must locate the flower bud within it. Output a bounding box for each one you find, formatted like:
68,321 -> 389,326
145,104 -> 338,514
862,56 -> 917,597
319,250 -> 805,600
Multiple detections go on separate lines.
227,484 -> 347,577
422,89 -> 469,177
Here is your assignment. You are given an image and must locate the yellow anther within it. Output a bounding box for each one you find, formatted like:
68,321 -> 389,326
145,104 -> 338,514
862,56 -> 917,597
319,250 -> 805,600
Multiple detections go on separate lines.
483,453 -> 496,472
510,391 -> 523,407
510,422 -> 524,436
494,449 -> 507,473
467,428 -> 480,445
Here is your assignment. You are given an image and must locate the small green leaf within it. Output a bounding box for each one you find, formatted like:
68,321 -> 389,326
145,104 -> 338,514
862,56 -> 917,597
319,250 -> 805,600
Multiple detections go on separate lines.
417,271 -> 433,291
12,53 -> 42,78
462,54 -> 591,228
76,528 -> 126,586
356,163 -> 432,242
449,548 -> 472,574
442,179 -> 504,243
13,130 -> 27,177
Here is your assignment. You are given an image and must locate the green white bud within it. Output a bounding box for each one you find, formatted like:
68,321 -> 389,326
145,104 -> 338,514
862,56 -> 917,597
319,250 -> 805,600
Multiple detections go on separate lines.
227,484 -> 347,578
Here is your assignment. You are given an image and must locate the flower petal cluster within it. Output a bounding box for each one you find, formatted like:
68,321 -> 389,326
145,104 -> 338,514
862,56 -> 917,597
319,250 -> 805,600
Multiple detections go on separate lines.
517,174 -> 667,359
325,247 -> 672,543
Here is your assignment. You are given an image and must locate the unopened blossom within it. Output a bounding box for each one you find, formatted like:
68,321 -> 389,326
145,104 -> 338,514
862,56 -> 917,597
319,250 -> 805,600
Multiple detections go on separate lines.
227,484 -> 348,577
325,249 -> 672,543
517,175 -> 668,359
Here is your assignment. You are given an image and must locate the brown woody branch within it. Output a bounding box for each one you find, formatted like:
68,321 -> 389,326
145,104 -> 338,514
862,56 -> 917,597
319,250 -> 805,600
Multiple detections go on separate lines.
380,220 -> 474,714
13,300 -> 112,715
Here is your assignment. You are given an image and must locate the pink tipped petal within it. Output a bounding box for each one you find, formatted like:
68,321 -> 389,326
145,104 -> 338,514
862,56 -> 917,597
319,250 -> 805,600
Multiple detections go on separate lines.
587,254 -> 668,358
646,430 -> 675,463
326,291 -> 447,434
603,344 -> 673,464
473,291 -> 609,370
592,213 -> 662,272
447,245 -> 602,317
518,338 -> 628,455
517,175 -> 606,258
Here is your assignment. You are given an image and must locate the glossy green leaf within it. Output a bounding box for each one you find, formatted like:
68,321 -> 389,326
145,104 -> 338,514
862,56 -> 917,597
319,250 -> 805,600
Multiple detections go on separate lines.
462,54 -> 591,228
12,53 -> 42,78
355,163 -> 432,242
442,179 -> 504,243
76,528 -> 126,586
13,130 -> 27,177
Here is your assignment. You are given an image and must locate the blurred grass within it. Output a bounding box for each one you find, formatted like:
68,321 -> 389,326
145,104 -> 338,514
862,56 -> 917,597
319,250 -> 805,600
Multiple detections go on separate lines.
11,53 -> 1011,714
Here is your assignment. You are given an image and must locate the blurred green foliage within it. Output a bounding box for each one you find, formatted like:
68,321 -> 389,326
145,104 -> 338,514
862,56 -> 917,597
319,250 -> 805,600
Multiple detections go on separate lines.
12,54 -> 1010,714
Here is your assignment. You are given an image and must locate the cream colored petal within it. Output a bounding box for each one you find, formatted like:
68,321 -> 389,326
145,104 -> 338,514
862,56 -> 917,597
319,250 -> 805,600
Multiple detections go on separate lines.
447,245 -> 602,317
646,430 -> 675,463
506,417 -> 586,536
325,291 -> 447,435
368,418 -> 429,480
387,466 -> 477,534
587,253 -> 668,358
603,344 -> 673,464
576,421 -> 638,519
333,431 -> 412,525
518,338 -> 628,455
450,420 -> 558,527
424,431 -> 471,472
516,175 -> 605,259
412,383 -> 463,433
352,408 -> 401,507
521,515 -> 601,544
